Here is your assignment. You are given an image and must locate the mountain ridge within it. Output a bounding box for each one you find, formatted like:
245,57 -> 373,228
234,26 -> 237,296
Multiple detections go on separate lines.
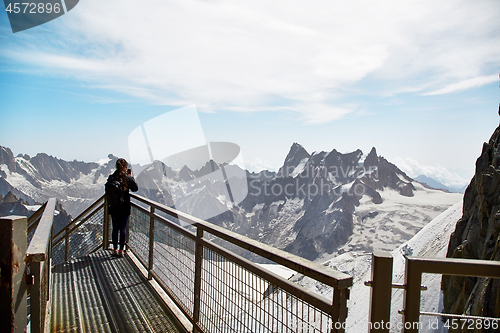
0,143 -> 461,261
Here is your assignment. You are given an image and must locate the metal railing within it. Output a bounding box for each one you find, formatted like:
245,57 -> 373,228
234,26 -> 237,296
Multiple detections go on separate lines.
25,198 -> 57,333
3,193 -> 353,332
9,192 -> 500,333
0,196 -> 106,333
0,199 -> 59,333
51,195 -> 106,265
127,193 -> 353,333
367,252 -> 500,333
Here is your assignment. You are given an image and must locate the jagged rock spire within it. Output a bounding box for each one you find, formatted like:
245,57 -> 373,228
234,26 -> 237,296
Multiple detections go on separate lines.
278,143 -> 311,177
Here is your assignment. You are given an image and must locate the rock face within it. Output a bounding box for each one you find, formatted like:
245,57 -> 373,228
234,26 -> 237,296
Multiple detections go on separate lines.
442,126 -> 500,330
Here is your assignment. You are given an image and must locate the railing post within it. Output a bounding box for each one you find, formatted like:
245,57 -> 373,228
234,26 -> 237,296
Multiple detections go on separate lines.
103,197 -> 110,250
27,197 -> 56,333
64,229 -> 69,262
30,261 -> 42,333
331,287 -> 349,333
0,215 -> 27,333
368,251 -> 393,333
193,227 -> 203,333
47,227 -> 52,301
147,207 -> 155,280
402,257 -> 422,333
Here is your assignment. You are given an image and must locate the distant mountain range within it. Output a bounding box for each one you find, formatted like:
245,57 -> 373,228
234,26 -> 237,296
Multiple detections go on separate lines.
0,144 -> 462,261
414,174 -> 466,193
0,191 -> 71,236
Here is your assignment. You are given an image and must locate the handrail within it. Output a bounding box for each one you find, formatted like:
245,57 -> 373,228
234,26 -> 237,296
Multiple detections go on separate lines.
129,193 -> 352,333
51,195 -> 106,264
53,202 -> 105,246
199,230 -> 335,313
132,203 -> 334,313
52,194 -> 105,241
26,198 -> 56,262
25,198 -> 57,333
368,252 -> 500,333
402,256 -> 500,333
131,193 -> 352,289
27,201 -> 47,235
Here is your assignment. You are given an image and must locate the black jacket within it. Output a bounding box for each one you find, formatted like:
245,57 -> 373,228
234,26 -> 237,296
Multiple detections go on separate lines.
107,172 -> 139,216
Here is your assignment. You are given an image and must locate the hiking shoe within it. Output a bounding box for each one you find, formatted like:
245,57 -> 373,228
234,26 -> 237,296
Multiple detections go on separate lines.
118,250 -> 124,257
113,249 -> 119,257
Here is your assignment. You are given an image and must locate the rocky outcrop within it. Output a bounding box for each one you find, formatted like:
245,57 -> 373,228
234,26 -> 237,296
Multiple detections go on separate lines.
442,126 -> 500,331
363,147 -> 416,197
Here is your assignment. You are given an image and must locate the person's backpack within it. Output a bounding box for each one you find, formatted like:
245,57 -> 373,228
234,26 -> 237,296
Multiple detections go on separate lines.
105,177 -> 125,210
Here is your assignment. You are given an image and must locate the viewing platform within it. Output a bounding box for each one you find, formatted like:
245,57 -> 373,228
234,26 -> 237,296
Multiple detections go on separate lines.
1,194 -> 499,333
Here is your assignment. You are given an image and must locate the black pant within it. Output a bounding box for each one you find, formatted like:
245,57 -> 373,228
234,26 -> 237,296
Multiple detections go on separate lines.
111,214 -> 129,250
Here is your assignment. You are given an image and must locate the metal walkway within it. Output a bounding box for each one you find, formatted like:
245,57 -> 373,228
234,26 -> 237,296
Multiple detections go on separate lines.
50,250 -> 187,333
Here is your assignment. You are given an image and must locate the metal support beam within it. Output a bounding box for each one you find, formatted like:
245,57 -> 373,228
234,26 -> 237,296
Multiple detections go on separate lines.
0,215 -> 27,333
103,197 -> 110,250
26,198 -> 56,333
193,228 -> 204,333
30,261 -> 42,333
147,207 -> 155,280
331,287 -> 349,333
401,256 -> 500,333
64,230 -> 69,262
369,251 -> 393,333
403,258 -> 423,333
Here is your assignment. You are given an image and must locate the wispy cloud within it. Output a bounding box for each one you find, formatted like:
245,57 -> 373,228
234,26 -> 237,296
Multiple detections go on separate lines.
423,74 -> 498,95
3,0 -> 499,124
393,157 -> 470,188
297,104 -> 353,125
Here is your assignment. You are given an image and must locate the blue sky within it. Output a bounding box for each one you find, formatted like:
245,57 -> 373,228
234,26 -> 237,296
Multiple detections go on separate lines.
1,0 -> 499,188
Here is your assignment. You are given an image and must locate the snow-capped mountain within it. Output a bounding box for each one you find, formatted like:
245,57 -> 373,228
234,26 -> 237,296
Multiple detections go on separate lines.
0,146 -> 112,217
226,144 -> 462,260
0,143 -> 462,263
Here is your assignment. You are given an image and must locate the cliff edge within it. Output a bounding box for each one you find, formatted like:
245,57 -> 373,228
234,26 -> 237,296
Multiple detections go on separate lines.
442,125 -> 500,330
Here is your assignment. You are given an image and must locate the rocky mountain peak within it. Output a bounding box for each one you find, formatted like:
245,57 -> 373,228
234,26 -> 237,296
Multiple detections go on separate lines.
279,142 -> 311,177
16,153 -> 30,160
177,165 -> 195,181
0,146 -> 16,174
196,159 -> 221,177
363,147 -> 378,167
442,124 -> 500,322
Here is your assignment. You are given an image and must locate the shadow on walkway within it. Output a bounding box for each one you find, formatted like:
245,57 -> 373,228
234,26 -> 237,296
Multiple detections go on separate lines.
51,250 -> 187,333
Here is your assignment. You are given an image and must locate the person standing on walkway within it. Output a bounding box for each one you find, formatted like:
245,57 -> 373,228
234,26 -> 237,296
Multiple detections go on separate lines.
106,158 -> 138,257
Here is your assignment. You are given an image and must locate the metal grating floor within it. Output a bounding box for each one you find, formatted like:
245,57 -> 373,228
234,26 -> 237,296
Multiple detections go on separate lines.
51,250 -> 187,333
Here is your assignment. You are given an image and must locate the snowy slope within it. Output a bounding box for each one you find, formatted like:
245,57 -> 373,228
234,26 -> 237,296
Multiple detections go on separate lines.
291,199 -> 463,332
346,200 -> 462,333
320,183 -> 463,259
